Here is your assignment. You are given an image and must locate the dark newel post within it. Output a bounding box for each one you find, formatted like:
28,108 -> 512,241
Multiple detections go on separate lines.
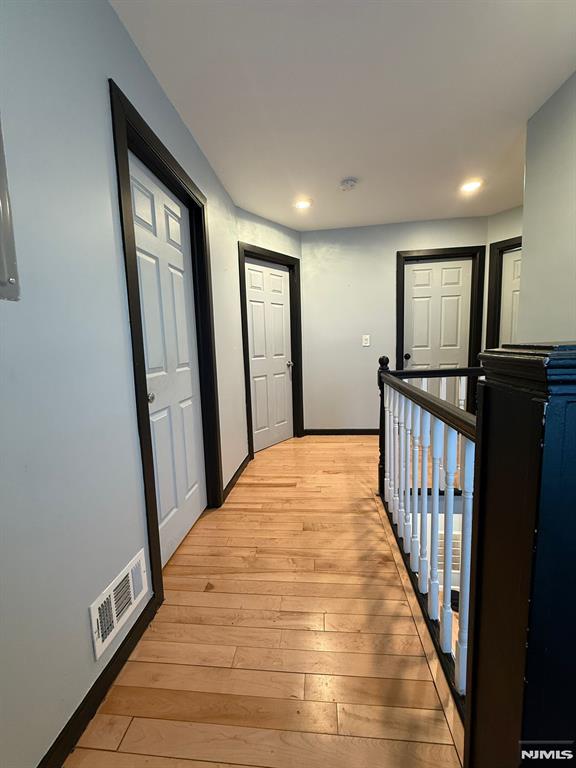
465,343 -> 576,768
377,355 -> 390,498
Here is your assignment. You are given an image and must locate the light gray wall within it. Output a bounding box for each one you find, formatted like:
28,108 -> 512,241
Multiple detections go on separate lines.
0,1 -> 248,765
301,217 -> 488,429
236,207 -> 302,259
486,206 -> 523,246
518,71 -> 576,342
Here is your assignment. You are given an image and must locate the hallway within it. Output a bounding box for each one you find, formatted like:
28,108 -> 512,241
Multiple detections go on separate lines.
67,436 -> 460,767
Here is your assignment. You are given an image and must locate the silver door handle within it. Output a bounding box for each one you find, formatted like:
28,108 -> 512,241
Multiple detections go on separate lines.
147,392 -> 155,403
286,360 -> 294,368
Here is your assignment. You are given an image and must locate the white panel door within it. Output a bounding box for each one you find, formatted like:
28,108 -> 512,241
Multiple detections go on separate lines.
129,153 -> 206,566
245,258 -> 293,452
404,259 -> 472,401
499,249 -> 522,345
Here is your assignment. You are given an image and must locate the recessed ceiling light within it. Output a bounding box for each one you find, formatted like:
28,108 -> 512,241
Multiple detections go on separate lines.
460,179 -> 483,194
293,198 -> 312,210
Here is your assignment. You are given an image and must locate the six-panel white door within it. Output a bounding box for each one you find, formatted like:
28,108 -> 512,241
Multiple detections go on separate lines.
129,153 -> 207,566
404,259 -> 472,401
245,259 -> 293,452
499,248 -> 522,345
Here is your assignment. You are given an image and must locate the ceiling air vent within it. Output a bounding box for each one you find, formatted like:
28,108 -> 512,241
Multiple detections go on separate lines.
89,549 -> 148,660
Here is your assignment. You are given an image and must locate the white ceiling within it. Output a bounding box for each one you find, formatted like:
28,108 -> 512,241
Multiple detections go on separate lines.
111,0 -> 576,231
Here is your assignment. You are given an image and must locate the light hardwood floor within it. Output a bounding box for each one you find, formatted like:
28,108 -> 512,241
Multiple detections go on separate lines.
66,436 -> 461,768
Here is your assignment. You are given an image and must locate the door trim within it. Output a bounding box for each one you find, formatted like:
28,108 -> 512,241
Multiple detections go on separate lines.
238,242 -> 304,458
222,453 -> 252,502
396,246 -> 486,370
110,81 -> 223,597
485,236 -> 522,349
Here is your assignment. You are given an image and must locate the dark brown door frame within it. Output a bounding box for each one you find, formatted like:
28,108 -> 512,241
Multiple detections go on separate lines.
238,242 -> 304,459
110,80 -> 224,587
485,236 -> 522,349
396,246 -> 486,371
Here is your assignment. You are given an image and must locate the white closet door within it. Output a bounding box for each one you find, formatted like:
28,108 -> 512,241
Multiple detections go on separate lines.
500,249 -> 522,345
245,259 -> 293,452
404,259 -> 472,401
129,153 -> 206,565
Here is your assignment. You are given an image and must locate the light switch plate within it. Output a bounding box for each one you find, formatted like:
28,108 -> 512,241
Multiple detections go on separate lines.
362,334 -> 371,347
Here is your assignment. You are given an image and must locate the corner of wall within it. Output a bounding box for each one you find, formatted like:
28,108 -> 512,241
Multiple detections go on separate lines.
235,207 -> 302,259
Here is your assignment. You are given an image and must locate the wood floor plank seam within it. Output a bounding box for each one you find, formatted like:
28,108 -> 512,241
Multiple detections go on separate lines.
150,616 -> 420,634
180,582 -> 407,600
97,710 -> 453,746
164,590 -> 413,616
143,626 -> 425,655
166,569 -> 404,582
116,660 -> 306,701
116,718 -> 460,767
115,716 -> 134,755
231,645 -> 431,669
76,714 -> 133,753
65,748 -> 264,768
101,685 -> 340,737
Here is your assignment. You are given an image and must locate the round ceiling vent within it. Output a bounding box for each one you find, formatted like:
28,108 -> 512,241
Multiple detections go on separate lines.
339,176 -> 359,192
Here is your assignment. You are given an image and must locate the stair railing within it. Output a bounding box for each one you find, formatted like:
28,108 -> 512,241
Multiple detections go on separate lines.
378,356 -> 481,705
377,345 -> 576,768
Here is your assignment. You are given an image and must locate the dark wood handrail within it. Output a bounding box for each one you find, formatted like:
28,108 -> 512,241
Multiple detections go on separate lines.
379,359 -> 476,441
390,366 -> 484,380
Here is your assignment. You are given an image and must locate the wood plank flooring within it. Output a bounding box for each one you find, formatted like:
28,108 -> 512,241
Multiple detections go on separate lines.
67,436 -> 461,768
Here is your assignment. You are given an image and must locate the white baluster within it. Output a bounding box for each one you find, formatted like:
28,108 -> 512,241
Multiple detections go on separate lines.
384,385 -> 390,503
421,378 -> 429,394
458,376 -> 467,410
439,377 -> 447,492
428,417 -> 444,619
392,390 -> 400,524
397,394 -> 405,539
387,387 -> 394,506
439,376 -> 447,401
455,438 -> 475,694
410,401 -> 420,571
419,406 -> 431,593
440,426 -> 457,653
403,398 -> 412,552
456,376 -> 467,489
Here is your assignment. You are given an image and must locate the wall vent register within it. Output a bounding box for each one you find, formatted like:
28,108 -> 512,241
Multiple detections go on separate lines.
89,549 -> 148,659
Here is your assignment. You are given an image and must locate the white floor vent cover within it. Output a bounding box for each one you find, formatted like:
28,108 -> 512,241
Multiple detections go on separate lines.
89,549 -> 148,659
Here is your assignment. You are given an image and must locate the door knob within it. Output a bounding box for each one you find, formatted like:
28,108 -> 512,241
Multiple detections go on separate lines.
404,353 -> 411,361
147,392 -> 155,403
286,360 -> 294,368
